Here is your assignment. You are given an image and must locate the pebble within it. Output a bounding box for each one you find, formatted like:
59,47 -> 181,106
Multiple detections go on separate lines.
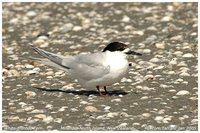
176,90 -> 190,96
9,116 -> 20,122
45,104 -> 53,109
155,42 -> 165,49
169,89 -> 176,93
104,106 -> 111,111
9,18 -> 19,24
163,117 -> 172,123
142,113 -> 151,118
25,64 -> 34,69
106,112 -> 119,118
117,122 -> 128,127
111,98 -> 121,102
140,96 -> 149,100
54,118 -> 63,123
120,112 -> 130,117
34,114 -> 46,119
122,15 -> 130,22
26,11 -> 37,17
84,106 -> 99,112
182,53 -> 194,58
58,106 -> 68,112
25,91 -> 36,98
143,49 -> 151,54
154,116 -> 164,123
42,116 -> 54,124
72,26 -> 82,31
170,35 -> 183,41
80,101 -> 89,105
149,57 -> 159,63
70,108 -> 79,112
60,23 -> 74,32
180,72 -> 190,77
62,84 -> 75,90
191,119 -> 198,125
174,51 -> 183,56
177,61 -> 187,67
161,16 -> 171,22
144,75 -> 154,80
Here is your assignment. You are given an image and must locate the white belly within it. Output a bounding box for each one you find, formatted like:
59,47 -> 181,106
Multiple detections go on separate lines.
82,51 -> 129,87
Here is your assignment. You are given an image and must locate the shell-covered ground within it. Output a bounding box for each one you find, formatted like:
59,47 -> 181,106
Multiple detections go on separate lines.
2,2 -> 198,131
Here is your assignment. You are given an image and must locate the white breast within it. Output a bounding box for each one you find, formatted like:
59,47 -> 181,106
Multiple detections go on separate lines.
89,51 -> 129,87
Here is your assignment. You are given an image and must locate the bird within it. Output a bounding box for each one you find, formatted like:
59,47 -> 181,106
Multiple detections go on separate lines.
29,42 -> 142,96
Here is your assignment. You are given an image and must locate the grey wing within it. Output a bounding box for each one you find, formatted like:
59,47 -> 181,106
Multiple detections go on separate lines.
64,53 -> 110,80
30,44 -> 72,70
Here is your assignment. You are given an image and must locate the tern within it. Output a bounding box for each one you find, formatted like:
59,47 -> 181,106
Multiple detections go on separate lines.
29,42 -> 142,96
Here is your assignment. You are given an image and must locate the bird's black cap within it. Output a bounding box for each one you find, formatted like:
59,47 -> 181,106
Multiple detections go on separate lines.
103,42 -> 128,52
103,41 -> 142,56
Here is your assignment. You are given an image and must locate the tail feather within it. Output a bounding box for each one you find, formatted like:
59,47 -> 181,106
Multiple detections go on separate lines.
29,43 -> 70,69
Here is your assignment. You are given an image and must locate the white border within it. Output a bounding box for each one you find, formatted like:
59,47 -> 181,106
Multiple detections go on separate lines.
1,0 -> 199,2
1,1 -> 199,133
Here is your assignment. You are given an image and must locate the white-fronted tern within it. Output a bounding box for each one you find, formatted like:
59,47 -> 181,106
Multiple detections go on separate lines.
29,42 -> 142,96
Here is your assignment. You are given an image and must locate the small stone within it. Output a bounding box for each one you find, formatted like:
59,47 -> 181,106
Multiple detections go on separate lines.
62,84 -> 75,90
27,70 -> 38,75
60,23 -> 74,32
155,42 -> 165,49
9,116 -> 19,122
30,109 -> 44,114
180,72 -> 190,77
117,123 -> 128,127
176,90 -> 190,96
142,113 -> 151,118
169,89 -> 176,93
140,96 -> 148,100
132,30 -> 144,36
154,116 -> 164,122
177,61 -> 187,67
106,112 -> 119,118
96,115 -> 105,120
26,11 -> 37,17
163,117 -> 172,123
154,66 -> 164,70
70,108 -> 78,112
169,58 -> 177,66
80,101 -> 89,105
104,106 -> 111,111
145,35 -> 157,43
10,18 -> 19,24
170,35 -> 183,41
183,53 -> 194,58
84,106 -> 99,112
45,104 -> 53,109
174,51 -> 183,56
58,106 -> 68,112
191,119 -> 198,125
54,118 -> 63,123
34,114 -> 46,119
24,106 -> 34,111
72,26 -> 82,31
122,15 -> 130,22
161,16 -> 171,22
143,49 -> 151,54
25,64 -> 34,69
149,57 -> 159,63
120,112 -> 130,117
25,91 -> 36,98
111,98 -> 121,102
42,116 -> 53,124
144,75 -> 154,80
